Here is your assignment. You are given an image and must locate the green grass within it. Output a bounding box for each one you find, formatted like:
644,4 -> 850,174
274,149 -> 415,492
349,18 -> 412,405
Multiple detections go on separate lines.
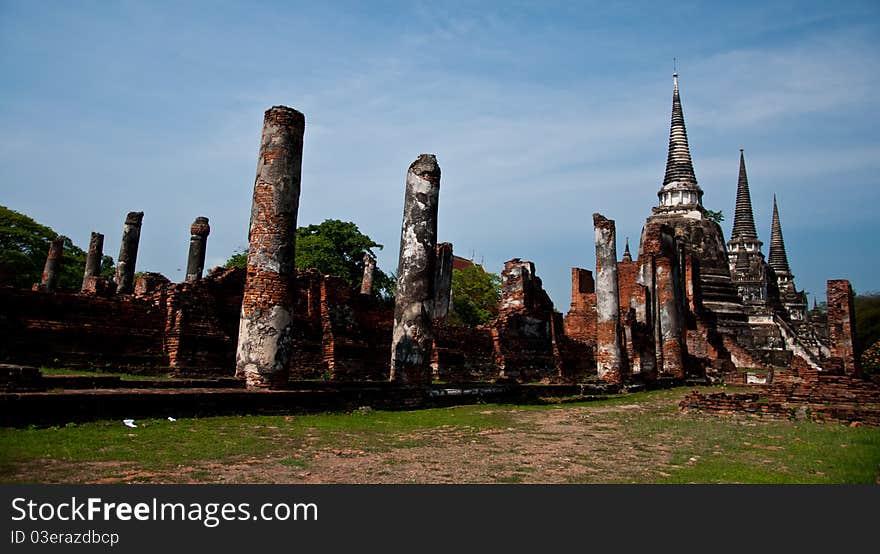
39,367 -> 172,380
1,387 -> 878,484
0,404 -> 520,481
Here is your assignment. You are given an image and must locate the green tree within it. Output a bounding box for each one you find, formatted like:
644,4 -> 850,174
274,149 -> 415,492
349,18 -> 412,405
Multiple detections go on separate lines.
705,209 -> 724,224
225,219 -> 394,297
448,264 -> 501,327
854,292 -> 880,373
0,205 -> 114,290
226,249 -> 247,269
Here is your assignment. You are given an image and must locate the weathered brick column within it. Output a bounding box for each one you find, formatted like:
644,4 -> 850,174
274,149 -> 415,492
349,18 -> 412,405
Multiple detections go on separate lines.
185,216 -> 211,282
655,254 -> 685,378
593,213 -> 625,384
360,253 -> 376,295
827,279 -> 860,376
433,242 -> 453,319
390,154 -> 441,384
639,222 -> 685,379
34,237 -> 64,292
235,106 -> 305,388
80,232 -> 104,292
114,211 -> 144,294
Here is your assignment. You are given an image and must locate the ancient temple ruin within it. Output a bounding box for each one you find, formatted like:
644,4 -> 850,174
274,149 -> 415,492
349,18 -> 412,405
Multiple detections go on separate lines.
1,77 -> 876,426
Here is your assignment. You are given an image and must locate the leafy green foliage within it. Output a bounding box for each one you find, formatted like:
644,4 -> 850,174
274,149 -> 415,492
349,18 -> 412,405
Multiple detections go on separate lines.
448,264 -> 501,327
854,292 -> 880,372
0,205 -> 114,290
225,250 -> 247,269
225,219 -> 394,297
705,209 -> 724,224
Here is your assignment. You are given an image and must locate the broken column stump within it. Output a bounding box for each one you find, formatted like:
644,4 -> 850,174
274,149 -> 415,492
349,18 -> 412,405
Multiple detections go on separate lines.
827,279 -> 860,376
235,106 -> 305,389
114,211 -> 144,294
185,216 -> 211,282
33,237 -> 64,292
390,154 -> 441,385
81,232 -> 104,292
360,253 -> 377,295
593,213 -> 625,384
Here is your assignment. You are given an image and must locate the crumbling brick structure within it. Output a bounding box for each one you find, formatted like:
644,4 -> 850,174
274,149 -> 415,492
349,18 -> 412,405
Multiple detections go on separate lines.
563,268 -> 596,346
134,272 -> 171,296
826,279 -> 860,376
33,237 -> 64,292
491,259 -> 563,382
0,93 -> 868,400
638,222 -> 687,379
236,106 -> 305,388
680,366 -> 880,426
81,232 -> 104,292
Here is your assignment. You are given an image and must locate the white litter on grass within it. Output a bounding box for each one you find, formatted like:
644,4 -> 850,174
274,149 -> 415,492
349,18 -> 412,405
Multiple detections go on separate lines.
167,417 -> 176,422
123,419 -> 137,428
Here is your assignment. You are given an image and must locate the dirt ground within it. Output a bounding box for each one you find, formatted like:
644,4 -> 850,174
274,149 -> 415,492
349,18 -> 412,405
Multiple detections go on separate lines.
5,389 -> 878,484
5,397 -> 688,484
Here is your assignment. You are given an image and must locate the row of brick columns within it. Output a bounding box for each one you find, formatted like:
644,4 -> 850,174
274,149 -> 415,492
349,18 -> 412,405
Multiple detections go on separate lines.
34,211 -> 211,295
28,103 -> 856,389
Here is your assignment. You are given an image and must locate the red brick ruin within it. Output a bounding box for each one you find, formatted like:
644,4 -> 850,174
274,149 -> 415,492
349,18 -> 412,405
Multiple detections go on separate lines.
235,106 -> 305,388
2,76 -> 877,426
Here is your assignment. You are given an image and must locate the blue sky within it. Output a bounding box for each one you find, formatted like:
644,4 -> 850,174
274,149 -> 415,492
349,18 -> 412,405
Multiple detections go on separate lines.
1,0 -> 878,308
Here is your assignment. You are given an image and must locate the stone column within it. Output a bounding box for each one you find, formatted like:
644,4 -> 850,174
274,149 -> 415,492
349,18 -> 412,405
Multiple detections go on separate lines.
35,237 -> 64,292
81,232 -> 104,292
235,106 -> 305,389
655,253 -> 685,379
593,213 -> 625,384
433,242 -> 453,319
827,279 -> 860,376
114,211 -> 144,294
360,253 -> 376,295
639,223 -> 685,379
390,154 -> 441,384
185,216 -> 211,282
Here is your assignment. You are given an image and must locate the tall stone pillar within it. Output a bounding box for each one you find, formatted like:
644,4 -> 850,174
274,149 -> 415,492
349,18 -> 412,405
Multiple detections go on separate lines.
360,253 -> 376,295
114,211 -> 144,294
639,222 -> 685,379
390,154 -> 441,384
34,237 -> 64,292
593,213 -> 625,384
235,106 -> 305,389
185,216 -> 211,282
433,242 -> 453,320
655,253 -> 685,379
81,232 -> 104,292
827,279 -> 860,376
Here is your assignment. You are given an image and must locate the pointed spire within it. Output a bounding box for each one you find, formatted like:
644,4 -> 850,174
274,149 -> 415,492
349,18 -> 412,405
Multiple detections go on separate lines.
731,149 -> 759,241
768,195 -> 792,276
622,237 -> 632,262
662,72 -> 699,189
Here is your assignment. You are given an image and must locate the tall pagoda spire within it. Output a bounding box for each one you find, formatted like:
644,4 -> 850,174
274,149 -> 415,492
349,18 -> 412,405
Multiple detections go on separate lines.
622,237 -> 632,263
656,72 -> 704,211
768,195 -> 791,277
730,149 -> 759,241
